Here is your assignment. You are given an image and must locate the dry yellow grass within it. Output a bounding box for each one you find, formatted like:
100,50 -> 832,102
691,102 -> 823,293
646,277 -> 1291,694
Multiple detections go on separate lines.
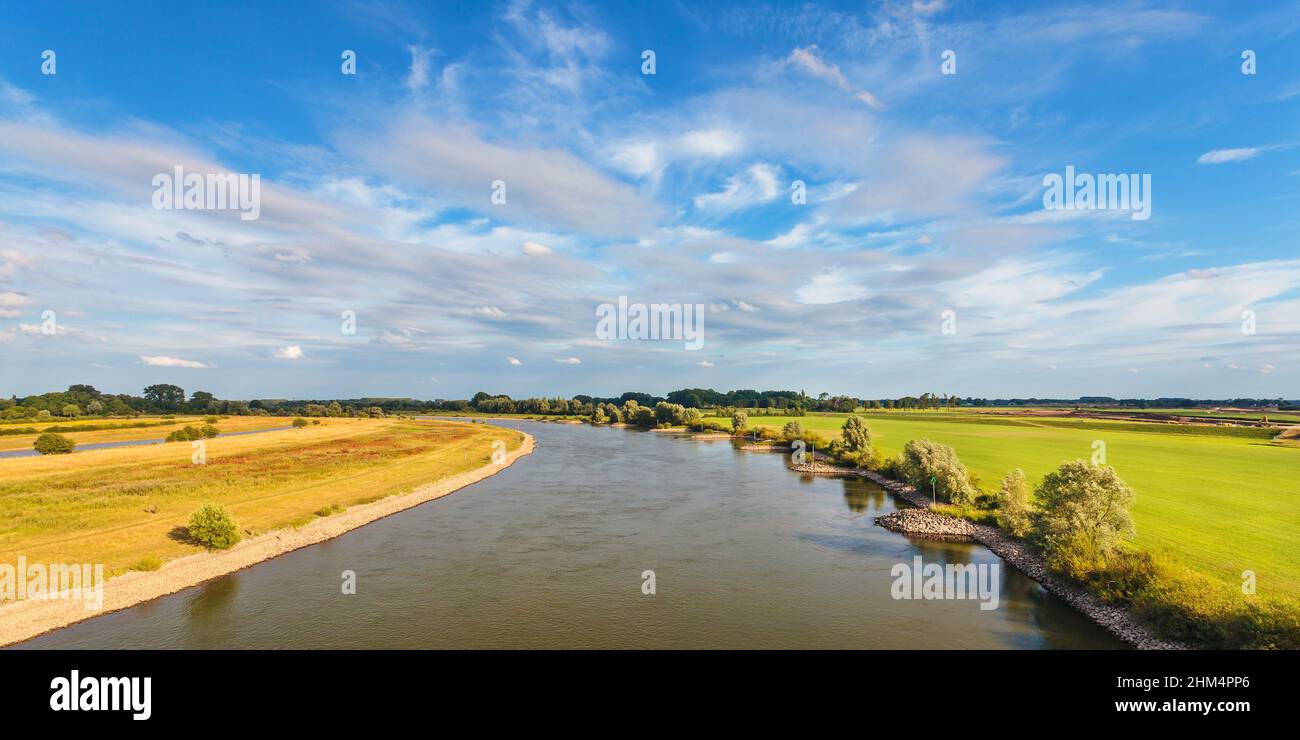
0,415 -> 290,451
0,417 -> 524,577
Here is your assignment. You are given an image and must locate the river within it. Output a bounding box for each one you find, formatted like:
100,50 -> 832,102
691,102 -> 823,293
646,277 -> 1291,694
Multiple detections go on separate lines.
13,419 -> 1122,649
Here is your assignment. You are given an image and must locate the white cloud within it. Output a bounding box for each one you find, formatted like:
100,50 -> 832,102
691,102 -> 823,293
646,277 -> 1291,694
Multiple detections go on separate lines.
521,241 -> 552,256
553,356 -> 581,364
697,360 -> 714,368
786,46 -> 883,110
507,356 -> 522,365
694,163 -> 780,212
274,345 -> 304,360
795,271 -> 868,304
406,45 -> 435,91
140,355 -> 211,368
1197,148 -> 1260,164
678,129 -> 744,158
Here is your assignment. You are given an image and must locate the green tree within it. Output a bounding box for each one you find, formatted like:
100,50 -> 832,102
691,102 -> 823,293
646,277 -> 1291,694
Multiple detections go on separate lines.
731,410 -> 748,433
898,439 -> 977,505
34,433 -> 75,455
781,420 -> 802,439
840,415 -> 872,454
187,504 -> 241,550
61,404 -> 80,417
682,407 -> 703,430
292,417 -> 309,428
996,468 -> 1032,537
1033,460 -> 1135,557
86,400 -> 104,415
143,384 -> 186,410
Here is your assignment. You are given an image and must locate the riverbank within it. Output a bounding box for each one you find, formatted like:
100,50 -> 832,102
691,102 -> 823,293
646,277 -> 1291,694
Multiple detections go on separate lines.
0,432 -> 535,648
786,458 -> 1184,649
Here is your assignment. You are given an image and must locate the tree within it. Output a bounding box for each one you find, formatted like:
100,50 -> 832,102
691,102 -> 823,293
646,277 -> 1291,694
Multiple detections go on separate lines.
996,468 -> 1032,537
1034,460 -> 1135,557
34,433 -> 75,455
86,400 -> 104,415
840,415 -> 872,454
781,420 -> 802,439
189,390 -> 216,410
897,439 -> 976,505
589,406 -> 608,425
731,410 -> 748,433
61,404 -> 80,417
682,407 -> 703,430
292,417 -> 309,428
629,406 -> 657,427
187,504 -> 241,550
143,384 -> 185,410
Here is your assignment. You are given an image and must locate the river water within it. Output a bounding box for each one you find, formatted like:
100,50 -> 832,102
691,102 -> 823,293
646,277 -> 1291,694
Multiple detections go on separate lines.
14,420 -> 1122,649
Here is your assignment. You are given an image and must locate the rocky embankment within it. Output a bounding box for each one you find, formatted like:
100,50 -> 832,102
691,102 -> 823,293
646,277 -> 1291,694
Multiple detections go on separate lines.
790,459 -> 1185,650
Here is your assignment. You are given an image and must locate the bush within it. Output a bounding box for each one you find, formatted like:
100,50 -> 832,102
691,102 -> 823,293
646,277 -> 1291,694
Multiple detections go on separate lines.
128,555 -> 164,572
199,424 -> 220,438
897,439 -> 976,505
165,425 -> 204,442
995,468 -> 1033,537
187,504 -> 241,550
33,433 -> 75,455
292,417 -> 309,428
1033,460 -> 1135,559
781,421 -> 802,439
203,416 -> 220,424
731,411 -> 748,433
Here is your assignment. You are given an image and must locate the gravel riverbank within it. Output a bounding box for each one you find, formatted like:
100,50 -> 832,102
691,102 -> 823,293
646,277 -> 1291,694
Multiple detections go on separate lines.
790,459 -> 1185,649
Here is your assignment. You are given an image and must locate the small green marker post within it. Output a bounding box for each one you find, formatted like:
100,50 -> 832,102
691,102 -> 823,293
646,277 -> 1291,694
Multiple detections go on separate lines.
930,475 -> 937,507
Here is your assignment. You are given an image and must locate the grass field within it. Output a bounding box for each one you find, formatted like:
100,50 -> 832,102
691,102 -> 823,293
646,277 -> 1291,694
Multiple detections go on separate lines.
0,418 -> 524,578
739,410 -> 1300,599
0,415 -> 292,451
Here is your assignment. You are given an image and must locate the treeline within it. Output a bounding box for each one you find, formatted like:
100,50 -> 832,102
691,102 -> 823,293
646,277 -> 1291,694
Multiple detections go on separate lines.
7,385 -> 1297,422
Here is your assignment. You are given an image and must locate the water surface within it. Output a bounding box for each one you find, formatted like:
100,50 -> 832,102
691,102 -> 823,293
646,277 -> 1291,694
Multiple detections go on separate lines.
15,420 -> 1122,649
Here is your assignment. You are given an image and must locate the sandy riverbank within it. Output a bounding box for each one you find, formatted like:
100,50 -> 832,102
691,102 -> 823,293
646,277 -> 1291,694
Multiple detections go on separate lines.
0,432 -> 535,648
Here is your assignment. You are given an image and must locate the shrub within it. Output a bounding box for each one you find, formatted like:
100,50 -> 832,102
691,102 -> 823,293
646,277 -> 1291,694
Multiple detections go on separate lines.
33,432 -> 75,455
61,404 -> 80,417
995,468 -> 1033,537
36,410 -> 52,421
781,421 -> 802,439
897,439 -> 976,505
187,504 -> 241,550
203,415 -> 220,424
731,410 -> 748,433
292,417 -> 309,428
314,503 -> 343,517
165,425 -> 204,442
840,415 -> 872,455
1033,460 -> 1135,559
128,555 -> 164,572
199,424 -> 220,438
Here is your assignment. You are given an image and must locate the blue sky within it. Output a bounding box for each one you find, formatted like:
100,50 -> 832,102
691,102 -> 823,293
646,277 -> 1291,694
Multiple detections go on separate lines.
1,0 -> 1298,400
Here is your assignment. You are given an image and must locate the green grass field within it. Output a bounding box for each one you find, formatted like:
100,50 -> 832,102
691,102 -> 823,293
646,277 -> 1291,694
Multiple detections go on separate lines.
739,410 -> 1300,599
